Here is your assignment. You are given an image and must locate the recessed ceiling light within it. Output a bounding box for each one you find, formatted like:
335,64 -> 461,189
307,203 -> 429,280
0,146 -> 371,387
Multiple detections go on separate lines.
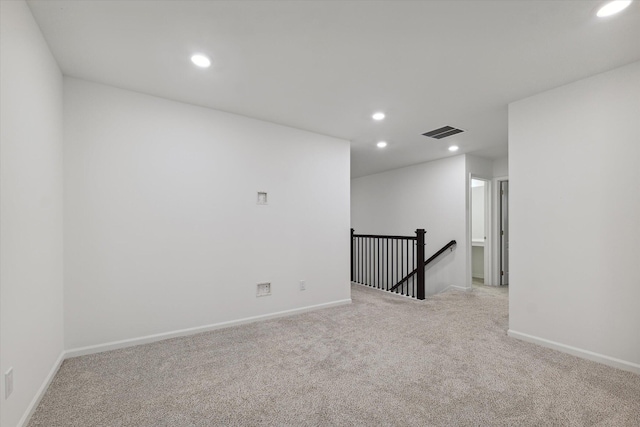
191,54 -> 211,68
377,141 -> 388,148
448,145 -> 459,152
372,112 -> 385,121
597,0 -> 632,17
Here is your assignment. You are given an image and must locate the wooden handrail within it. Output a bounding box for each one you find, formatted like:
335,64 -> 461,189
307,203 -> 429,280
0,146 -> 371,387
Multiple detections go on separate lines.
388,240 -> 457,292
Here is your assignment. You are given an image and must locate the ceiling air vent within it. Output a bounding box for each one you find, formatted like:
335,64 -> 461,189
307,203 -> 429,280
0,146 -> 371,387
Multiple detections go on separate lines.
422,126 -> 464,139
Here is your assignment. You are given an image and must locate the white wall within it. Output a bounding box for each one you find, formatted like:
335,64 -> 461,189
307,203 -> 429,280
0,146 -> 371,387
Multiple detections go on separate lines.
492,156 -> 508,177
64,78 -> 351,350
509,61 -> 640,372
0,1 -> 64,426
466,155 -> 493,179
351,155 -> 467,295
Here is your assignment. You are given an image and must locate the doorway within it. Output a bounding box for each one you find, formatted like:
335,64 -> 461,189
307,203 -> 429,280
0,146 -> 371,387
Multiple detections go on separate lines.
499,180 -> 509,285
471,178 -> 490,285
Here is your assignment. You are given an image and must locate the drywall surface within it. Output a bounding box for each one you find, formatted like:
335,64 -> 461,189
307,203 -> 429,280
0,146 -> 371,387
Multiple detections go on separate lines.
466,155 -> 493,178
63,78 -> 351,349
0,1 -> 64,425
492,156 -> 508,177
509,61 -> 640,369
351,155 -> 467,295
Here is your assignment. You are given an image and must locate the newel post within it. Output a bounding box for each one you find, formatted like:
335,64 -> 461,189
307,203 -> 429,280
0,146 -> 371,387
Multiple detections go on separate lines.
416,229 -> 426,300
350,228 -> 355,282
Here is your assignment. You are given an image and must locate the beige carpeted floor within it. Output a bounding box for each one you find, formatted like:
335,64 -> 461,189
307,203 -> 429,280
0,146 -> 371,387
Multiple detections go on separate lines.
29,284 -> 640,426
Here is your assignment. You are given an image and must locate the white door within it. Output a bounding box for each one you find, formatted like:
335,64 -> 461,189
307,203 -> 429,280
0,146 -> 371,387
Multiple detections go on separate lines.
500,181 -> 509,285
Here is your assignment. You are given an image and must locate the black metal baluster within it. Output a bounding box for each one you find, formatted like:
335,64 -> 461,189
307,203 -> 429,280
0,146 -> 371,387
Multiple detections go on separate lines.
375,238 -> 378,289
359,237 -> 362,284
363,237 -> 366,286
357,236 -> 359,284
357,237 -> 360,284
412,241 -> 416,298
406,239 -> 409,295
377,238 -> 379,288
394,239 -> 397,292
371,237 -> 373,288
374,238 -> 377,289
416,229 -> 426,300
386,239 -> 389,291
358,237 -> 361,284
398,240 -> 406,293
377,238 -> 381,289
400,239 -> 403,295
373,238 -> 376,289
396,239 -> 399,294
401,239 -> 404,295
366,237 -> 369,287
356,235 -> 359,284
365,237 -> 367,286
405,239 -> 409,296
392,239 -> 395,293
366,237 -> 370,287
369,238 -> 372,288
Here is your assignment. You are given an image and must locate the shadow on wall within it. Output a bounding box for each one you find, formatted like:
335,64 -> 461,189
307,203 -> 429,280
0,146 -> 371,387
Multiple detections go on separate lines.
425,246 -> 459,296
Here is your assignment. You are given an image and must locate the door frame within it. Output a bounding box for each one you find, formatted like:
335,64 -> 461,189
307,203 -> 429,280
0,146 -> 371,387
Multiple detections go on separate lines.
468,174 -> 492,287
492,176 -> 509,286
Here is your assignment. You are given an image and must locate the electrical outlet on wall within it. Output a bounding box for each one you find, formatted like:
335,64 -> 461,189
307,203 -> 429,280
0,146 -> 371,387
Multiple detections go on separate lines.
5,367 -> 13,399
256,282 -> 271,297
299,280 -> 306,291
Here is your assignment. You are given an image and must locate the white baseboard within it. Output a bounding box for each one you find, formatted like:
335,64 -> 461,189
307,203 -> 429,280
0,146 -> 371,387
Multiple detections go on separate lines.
352,282 -> 471,299
351,282 -> 418,300
66,298 -> 352,359
508,330 -> 640,375
443,285 -> 472,293
17,351 -> 65,427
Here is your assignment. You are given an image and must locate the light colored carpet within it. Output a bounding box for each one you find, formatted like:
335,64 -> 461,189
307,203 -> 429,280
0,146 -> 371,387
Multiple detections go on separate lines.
29,284 -> 640,426
473,282 -> 509,296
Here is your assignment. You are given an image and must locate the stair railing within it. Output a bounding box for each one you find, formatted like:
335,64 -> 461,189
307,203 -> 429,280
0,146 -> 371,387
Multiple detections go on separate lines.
388,240 -> 457,293
351,229 -> 457,300
351,229 -> 426,299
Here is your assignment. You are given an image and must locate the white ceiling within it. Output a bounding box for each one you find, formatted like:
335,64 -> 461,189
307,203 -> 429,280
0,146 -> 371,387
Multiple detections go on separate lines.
27,0 -> 640,177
